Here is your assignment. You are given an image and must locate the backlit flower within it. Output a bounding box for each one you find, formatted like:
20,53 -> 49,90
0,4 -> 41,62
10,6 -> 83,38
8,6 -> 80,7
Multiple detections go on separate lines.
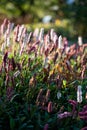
47,101 -> 53,113
57,91 -> 61,99
57,111 -> 72,119
77,85 -> 82,103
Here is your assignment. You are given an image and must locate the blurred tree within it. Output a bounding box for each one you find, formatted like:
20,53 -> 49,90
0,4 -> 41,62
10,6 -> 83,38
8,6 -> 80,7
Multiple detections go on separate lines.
58,0 -> 87,37
0,0 -> 87,37
0,0 -> 67,23
0,0 -> 35,23
72,0 -> 87,37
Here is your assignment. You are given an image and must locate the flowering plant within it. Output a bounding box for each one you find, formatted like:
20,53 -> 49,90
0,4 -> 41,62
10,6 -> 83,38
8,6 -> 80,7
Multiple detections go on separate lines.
0,19 -> 87,130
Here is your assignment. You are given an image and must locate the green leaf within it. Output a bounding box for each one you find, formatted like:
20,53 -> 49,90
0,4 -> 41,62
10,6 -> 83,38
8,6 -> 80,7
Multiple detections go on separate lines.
10,94 -> 20,102
21,117 -> 26,122
27,125 -> 34,129
10,116 -> 15,130
63,80 -> 67,87
19,123 -> 27,129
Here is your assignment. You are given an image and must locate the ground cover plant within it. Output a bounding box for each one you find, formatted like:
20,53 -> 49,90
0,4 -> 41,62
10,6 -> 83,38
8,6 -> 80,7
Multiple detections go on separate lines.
0,19 -> 87,130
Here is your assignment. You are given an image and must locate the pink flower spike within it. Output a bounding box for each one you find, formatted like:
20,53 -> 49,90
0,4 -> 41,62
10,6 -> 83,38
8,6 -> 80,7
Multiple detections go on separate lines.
68,100 -> 77,106
57,112 -> 72,119
81,126 -> 87,130
47,101 -> 53,113
83,105 -> 87,112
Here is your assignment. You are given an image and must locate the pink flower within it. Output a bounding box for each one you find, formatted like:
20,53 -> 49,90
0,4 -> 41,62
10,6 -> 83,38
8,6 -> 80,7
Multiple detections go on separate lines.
3,52 -> 8,70
79,105 -> 87,120
46,89 -> 50,102
81,126 -> 87,130
57,112 -> 72,119
43,124 -> 49,130
82,105 -> 87,112
68,100 -> 77,114
6,87 -> 14,100
27,32 -> 33,43
13,25 -> 19,42
79,112 -> 87,120
47,101 -> 53,113
0,18 -> 8,35
68,100 -> 77,106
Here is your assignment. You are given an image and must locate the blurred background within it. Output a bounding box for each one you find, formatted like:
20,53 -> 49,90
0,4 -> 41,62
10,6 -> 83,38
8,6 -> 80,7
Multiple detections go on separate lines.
0,0 -> 87,41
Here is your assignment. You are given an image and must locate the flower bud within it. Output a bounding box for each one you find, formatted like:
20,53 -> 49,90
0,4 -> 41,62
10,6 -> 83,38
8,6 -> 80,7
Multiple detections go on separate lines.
78,36 -> 82,46
77,85 -> 82,103
47,101 -> 53,113
39,28 -> 44,41
46,89 -> 50,102
58,35 -> 63,49
57,91 -> 61,99
50,28 -> 54,40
